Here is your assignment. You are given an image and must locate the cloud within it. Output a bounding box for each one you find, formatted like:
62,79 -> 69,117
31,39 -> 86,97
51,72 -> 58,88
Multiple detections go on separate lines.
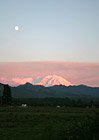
0,77 -> 32,85
0,77 -> 10,83
0,61 -> 99,87
83,77 -> 99,82
12,78 -> 32,85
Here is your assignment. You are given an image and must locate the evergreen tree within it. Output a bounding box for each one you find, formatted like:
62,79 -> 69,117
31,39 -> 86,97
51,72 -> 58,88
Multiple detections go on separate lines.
2,84 -> 12,105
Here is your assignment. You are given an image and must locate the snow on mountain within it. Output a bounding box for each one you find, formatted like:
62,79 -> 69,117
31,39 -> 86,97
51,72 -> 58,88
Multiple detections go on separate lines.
0,75 -> 73,87
32,75 -> 72,87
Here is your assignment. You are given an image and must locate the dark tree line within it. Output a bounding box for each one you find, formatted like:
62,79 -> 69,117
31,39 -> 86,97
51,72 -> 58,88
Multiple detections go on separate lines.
2,84 -> 12,105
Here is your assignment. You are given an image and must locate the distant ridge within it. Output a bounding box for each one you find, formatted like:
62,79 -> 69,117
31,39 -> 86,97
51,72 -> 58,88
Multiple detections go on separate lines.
0,82 -> 99,98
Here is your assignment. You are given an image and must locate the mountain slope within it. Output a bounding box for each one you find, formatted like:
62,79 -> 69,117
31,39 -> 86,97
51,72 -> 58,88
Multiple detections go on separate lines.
32,75 -> 72,87
11,84 -> 99,98
50,84 -> 99,97
0,82 -> 99,98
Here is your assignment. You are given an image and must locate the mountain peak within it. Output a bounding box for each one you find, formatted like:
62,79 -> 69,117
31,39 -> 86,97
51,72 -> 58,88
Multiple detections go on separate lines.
25,82 -> 33,85
32,75 -> 72,87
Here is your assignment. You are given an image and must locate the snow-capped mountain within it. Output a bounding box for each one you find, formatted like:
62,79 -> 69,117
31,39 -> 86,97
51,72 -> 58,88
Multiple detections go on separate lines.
32,75 -> 72,87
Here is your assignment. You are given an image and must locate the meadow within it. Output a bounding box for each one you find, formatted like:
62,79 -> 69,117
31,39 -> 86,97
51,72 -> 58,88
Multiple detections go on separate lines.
0,106 -> 99,140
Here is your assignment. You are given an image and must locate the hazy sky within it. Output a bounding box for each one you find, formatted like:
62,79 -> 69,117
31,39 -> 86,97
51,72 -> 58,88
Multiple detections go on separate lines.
0,0 -> 99,62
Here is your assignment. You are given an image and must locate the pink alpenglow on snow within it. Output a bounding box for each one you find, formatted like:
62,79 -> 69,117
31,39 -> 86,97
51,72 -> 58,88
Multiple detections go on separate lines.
0,61 -> 99,87
32,75 -> 73,87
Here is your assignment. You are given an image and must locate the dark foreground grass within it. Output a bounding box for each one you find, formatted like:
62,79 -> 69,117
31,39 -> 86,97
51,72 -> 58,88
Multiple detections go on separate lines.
0,107 -> 99,140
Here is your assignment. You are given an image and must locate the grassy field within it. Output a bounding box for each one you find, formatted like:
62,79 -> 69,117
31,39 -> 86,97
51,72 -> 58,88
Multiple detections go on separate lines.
0,106 -> 99,140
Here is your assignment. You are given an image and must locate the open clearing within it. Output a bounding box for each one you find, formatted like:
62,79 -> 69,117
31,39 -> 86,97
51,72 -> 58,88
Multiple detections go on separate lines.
0,107 -> 99,140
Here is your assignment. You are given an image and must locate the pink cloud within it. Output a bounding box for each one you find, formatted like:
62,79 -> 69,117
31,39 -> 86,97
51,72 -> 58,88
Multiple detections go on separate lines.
0,77 -> 10,84
0,61 -> 99,87
83,77 -> 99,82
12,78 -> 32,85
0,77 -> 32,85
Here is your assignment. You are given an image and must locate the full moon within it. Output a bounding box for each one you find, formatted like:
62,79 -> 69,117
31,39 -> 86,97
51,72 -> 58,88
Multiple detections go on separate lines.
15,26 -> 19,31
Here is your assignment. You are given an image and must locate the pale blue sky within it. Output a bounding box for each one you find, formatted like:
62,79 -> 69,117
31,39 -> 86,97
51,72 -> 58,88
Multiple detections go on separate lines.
0,0 -> 99,62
